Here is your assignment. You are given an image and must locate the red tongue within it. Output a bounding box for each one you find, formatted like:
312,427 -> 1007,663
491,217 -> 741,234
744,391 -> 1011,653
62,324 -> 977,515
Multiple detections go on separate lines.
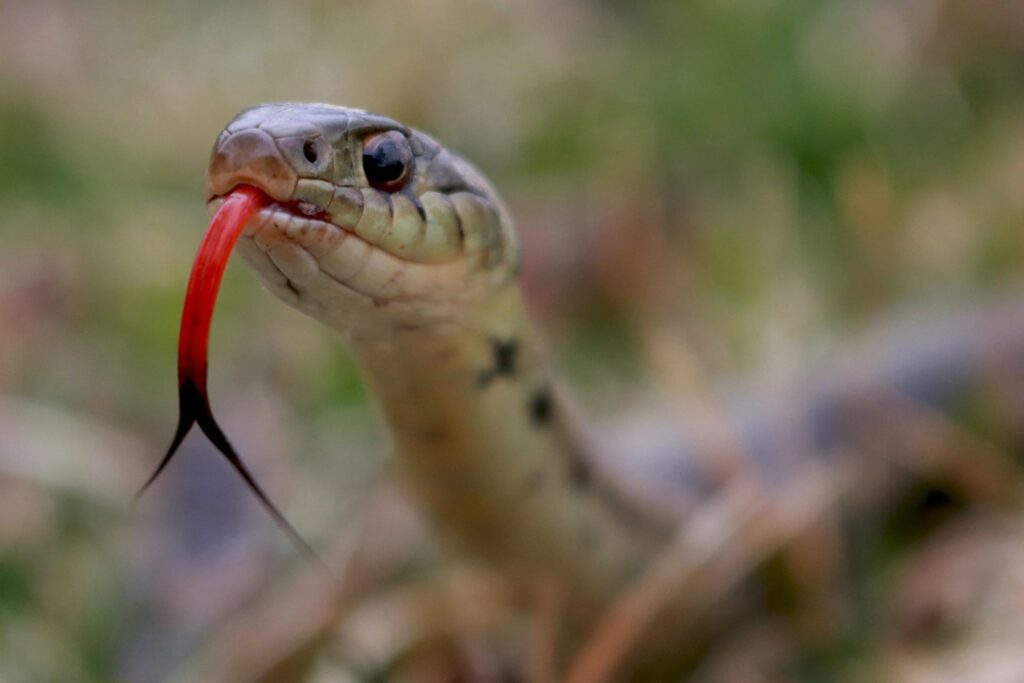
178,185 -> 266,393
137,185 -> 318,559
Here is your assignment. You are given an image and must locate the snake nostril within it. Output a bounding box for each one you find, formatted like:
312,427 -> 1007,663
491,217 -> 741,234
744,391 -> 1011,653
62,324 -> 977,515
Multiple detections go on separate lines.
302,140 -> 318,164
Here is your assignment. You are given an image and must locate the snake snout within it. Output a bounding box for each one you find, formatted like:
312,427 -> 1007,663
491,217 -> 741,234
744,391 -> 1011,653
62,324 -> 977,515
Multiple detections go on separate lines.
205,128 -> 300,201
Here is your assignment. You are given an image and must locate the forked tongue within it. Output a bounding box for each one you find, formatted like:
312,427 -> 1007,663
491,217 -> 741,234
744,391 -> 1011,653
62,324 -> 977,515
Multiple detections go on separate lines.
137,185 -> 320,561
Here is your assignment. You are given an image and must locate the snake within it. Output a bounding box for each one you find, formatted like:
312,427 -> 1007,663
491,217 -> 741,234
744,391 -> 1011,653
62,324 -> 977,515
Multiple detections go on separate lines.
151,102 -> 1024,673
200,103 -> 672,602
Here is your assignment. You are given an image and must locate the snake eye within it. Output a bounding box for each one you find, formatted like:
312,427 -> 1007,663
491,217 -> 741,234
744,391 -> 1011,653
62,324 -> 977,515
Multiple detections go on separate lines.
362,131 -> 412,192
302,140 -> 318,163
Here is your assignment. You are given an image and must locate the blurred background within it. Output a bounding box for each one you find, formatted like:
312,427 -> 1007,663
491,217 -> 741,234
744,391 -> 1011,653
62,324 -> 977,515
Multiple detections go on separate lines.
1,0 -> 1023,681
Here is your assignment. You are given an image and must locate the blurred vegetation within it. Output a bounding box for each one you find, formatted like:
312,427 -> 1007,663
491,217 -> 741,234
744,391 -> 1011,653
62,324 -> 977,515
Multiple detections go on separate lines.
1,0 -> 1023,681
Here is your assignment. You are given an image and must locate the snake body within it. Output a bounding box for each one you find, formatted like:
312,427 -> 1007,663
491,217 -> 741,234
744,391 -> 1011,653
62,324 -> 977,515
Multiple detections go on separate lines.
205,103 -> 1024,653
206,104 -> 673,610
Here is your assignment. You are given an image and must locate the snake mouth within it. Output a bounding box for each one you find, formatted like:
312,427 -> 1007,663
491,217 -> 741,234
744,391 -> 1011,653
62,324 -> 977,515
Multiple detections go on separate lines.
206,188 -> 361,260
207,188 -> 338,233
203,173 -> 493,319
206,187 -> 429,307
268,197 -> 331,223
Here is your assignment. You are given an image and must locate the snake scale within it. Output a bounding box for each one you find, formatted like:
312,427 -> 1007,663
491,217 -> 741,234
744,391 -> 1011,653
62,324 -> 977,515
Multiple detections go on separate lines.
197,102 -> 1024,674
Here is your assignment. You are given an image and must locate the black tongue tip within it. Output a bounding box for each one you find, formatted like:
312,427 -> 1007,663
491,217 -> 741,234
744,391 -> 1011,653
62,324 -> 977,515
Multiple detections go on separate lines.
137,380 -> 330,573
191,400 -> 324,563
134,380 -> 204,502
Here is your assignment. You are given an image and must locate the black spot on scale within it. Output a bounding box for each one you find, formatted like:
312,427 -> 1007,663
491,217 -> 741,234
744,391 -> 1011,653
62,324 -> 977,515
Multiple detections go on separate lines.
529,388 -> 554,426
494,339 -> 517,372
476,338 -> 519,387
409,195 -> 427,221
452,207 -> 465,244
558,441 -> 671,539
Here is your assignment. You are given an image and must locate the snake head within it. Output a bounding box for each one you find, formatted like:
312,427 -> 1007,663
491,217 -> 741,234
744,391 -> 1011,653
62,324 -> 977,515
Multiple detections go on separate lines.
205,103 -> 518,337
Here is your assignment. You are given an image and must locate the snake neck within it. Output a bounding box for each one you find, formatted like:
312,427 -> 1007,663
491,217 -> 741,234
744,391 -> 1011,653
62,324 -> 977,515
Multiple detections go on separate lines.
349,284 -> 668,602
